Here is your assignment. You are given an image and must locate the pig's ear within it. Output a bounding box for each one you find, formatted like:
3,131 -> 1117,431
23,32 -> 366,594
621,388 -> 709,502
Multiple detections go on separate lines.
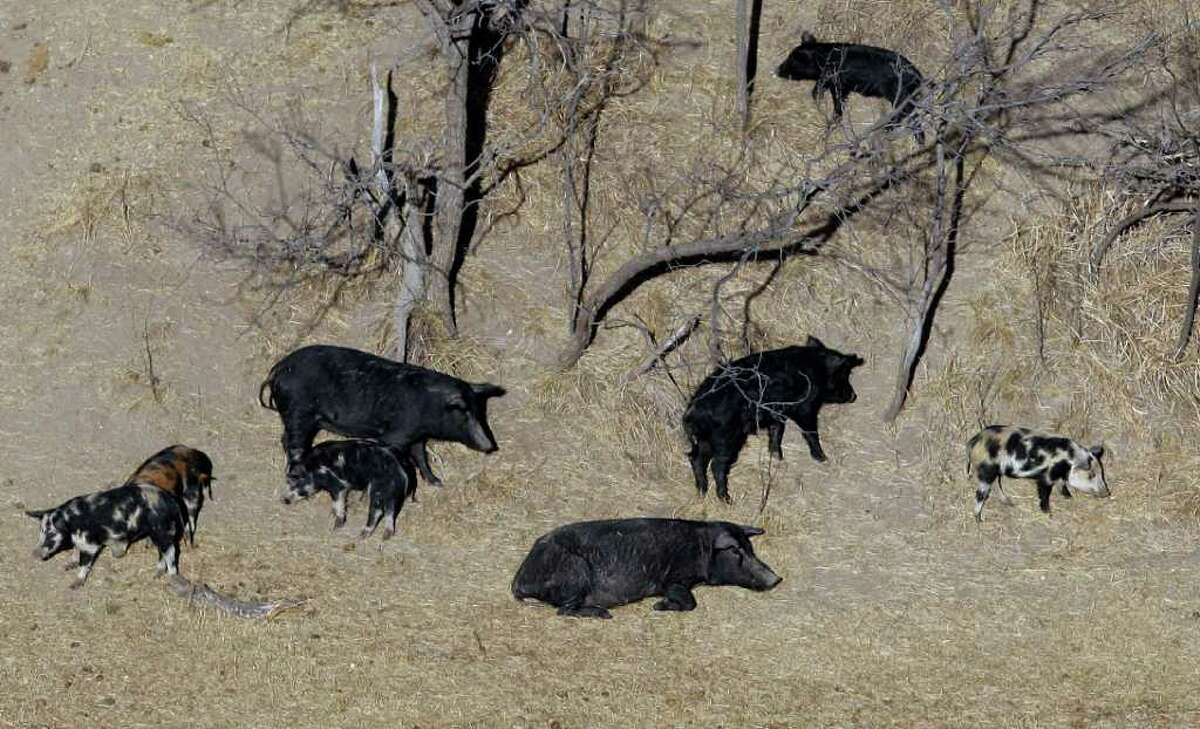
740,525 -> 765,538
471,383 -> 507,400
801,31 -> 817,45
805,335 -> 826,349
714,531 -> 739,551
24,509 -> 49,520
1089,444 -> 1105,460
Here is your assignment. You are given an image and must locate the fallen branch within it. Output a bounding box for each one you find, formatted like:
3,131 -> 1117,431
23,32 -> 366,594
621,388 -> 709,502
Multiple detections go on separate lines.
625,315 -> 700,381
166,575 -> 306,620
1090,200 -> 1193,274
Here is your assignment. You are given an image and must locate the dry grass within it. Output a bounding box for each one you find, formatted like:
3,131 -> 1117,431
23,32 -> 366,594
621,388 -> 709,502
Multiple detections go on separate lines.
3,2 -> 1200,728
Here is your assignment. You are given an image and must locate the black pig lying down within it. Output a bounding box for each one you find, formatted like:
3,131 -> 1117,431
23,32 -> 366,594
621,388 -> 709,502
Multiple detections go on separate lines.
26,483 -> 186,589
512,518 -> 782,619
776,32 -> 926,142
683,336 -> 864,503
281,439 -> 416,541
260,344 -> 506,487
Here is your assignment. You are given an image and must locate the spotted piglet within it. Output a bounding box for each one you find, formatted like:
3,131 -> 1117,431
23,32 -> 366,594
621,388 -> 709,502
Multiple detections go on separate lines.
280,440 -> 415,541
966,425 -> 1109,521
26,483 -> 187,589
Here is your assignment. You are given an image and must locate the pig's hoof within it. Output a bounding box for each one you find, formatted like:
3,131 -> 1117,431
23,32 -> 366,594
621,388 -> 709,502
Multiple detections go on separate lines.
68,578 -> 86,591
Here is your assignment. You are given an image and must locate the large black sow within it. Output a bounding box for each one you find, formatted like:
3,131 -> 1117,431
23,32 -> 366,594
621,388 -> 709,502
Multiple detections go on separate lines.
260,344 -> 505,486
512,518 -> 782,619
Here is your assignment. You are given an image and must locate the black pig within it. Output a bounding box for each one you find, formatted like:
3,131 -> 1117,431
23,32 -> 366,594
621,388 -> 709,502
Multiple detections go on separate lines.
26,483 -> 186,589
260,345 -> 505,487
512,518 -> 781,619
683,336 -> 863,503
281,439 -> 415,541
776,32 -> 926,142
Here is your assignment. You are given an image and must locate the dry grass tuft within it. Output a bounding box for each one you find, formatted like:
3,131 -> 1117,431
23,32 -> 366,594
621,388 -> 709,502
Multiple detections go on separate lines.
47,169 -> 158,247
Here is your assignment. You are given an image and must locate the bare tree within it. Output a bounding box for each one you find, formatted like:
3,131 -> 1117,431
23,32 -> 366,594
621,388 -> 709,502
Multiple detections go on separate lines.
552,0 -> 1154,427
1092,3 -> 1200,360
414,0 -> 524,337
181,1 -> 639,357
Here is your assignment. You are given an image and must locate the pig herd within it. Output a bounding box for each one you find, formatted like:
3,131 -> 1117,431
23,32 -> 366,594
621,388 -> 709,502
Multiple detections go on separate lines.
23,34 -> 1113,618
25,337 -> 1110,618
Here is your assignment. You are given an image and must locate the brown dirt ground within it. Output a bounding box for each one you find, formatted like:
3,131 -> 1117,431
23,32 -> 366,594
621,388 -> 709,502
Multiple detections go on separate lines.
1,1 -> 1198,728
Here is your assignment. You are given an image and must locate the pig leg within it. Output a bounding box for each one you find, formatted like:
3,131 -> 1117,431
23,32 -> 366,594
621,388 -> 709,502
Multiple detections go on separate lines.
653,584 -> 697,612
556,599 -> 613,620
381,498 -> 400,541
330,488 -> 349,531
280,413 -> 320,479
712,454 -> 739,504
153,536 -> 180,577
359,481 -> 398,541
710,433 -> 747,503
974,463 -> 1000,522
69,542 -> 103,590
794,411 -> 827,462
767,422 -> 785,461
688,439 -> 713,496
409,441 -> 442,487
1059,483 -> 1072,498
994,476 -> 1015,506
1036,477 -> 1054,514
811,79 -> 825,103
830,88 -> 847,119
359,489 -> 383,541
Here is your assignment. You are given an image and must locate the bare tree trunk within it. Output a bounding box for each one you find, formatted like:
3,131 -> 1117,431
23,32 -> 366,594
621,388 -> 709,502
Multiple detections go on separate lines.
883,142 -> 966,422
734,0 -> 763,131
428,8 -> 476,338
395,182 -> 430,362
1173,204 -> 1200,360
369,64 -> 427,361
419,2 -> 506,339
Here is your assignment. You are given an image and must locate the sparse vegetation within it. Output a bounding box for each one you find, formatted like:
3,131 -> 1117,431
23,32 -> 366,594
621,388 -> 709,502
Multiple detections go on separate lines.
2,1 -> 1200,727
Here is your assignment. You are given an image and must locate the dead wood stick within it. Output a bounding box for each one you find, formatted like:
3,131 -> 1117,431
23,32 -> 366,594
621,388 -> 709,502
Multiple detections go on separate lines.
625,315 -> 701,381
166,575 -> 306,621
1091,201 -> 1193,274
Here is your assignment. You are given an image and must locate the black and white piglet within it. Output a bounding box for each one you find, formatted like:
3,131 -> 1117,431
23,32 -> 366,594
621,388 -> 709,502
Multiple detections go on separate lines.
280,440 -> 415,541
26,483 -> 186,589
967,425 -> 1110,521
